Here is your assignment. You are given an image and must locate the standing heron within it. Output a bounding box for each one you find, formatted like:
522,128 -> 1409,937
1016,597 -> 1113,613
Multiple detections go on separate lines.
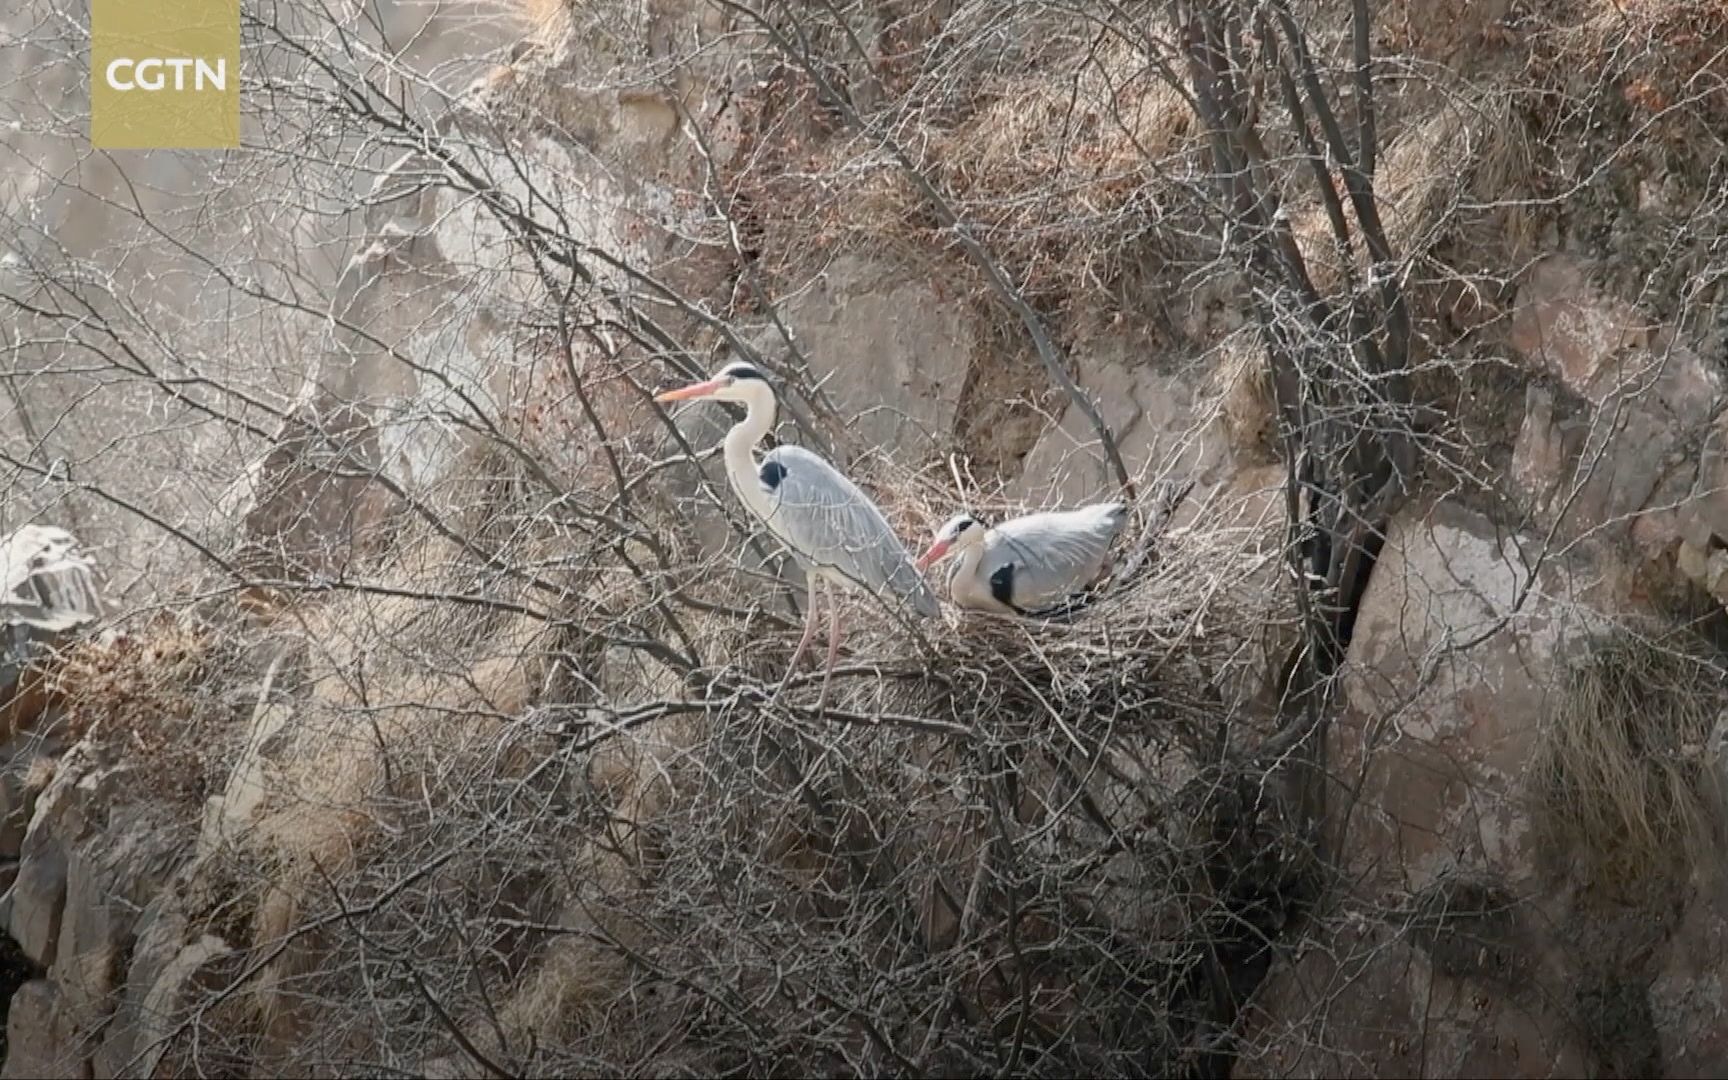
915,503 -> 1129,616
655,361 -> 937,704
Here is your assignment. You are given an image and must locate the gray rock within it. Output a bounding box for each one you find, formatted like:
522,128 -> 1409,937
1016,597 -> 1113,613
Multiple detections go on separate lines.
1011,334 -> 1232,507
1,980 -> 85,1079
89,900 -> 184,1080
8,747 -> 98,969
1648,869 -> 1728,1078
1510,255 -> 1727,561
7,843 -> 65,970
1241,502 -> 1619,1077
49,806 -> 189,1055
125,933 -> 233,1080
771,254 -> 976,458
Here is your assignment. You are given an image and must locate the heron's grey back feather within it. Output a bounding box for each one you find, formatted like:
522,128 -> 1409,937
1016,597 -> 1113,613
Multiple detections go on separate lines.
758,446 -> 937,617
971,503 -> 1126,610
0,525 -> 102,632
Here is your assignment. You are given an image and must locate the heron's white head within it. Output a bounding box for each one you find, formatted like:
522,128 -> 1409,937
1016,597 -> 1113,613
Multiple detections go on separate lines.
915,513 -> 987,571
653,361 -> 775,407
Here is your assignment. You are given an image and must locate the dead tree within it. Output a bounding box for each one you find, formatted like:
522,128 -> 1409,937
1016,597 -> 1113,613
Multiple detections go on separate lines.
1174,0 -> 1415,774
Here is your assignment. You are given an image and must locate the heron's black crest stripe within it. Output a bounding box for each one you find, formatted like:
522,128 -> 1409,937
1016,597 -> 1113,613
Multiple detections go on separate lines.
988,563 -> 1017,609
723,363 -> 769,382
759,459 -> 787,490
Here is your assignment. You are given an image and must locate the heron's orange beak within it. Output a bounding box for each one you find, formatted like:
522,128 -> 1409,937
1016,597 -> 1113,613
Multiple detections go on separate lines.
915,539 -> 951,572
654,377 -> 726,403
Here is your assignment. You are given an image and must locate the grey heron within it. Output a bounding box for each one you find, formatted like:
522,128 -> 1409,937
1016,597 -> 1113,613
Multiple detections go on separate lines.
915,503 -> 1128,616
0,525 -> 101,632
655,361 -> 937,705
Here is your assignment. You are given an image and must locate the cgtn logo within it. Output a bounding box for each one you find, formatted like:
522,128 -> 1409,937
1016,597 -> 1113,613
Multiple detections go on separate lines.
103,57 -> 228,94
90,0 -> 240,149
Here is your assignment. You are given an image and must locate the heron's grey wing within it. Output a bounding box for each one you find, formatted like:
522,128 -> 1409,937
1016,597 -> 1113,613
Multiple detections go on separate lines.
758,446 -> 937,616
986,506 -> 1125,607
0,525 -> 102,632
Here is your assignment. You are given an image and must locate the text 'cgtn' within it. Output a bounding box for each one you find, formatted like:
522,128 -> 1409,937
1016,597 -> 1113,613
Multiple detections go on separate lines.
103,58 -> 227,92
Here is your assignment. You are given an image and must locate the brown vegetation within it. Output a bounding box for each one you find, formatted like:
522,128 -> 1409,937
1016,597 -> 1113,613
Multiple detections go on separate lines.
1534,626 -> 1727,899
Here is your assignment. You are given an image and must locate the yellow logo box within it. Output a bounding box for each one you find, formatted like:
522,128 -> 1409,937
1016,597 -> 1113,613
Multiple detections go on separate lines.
91,0 -> 239,149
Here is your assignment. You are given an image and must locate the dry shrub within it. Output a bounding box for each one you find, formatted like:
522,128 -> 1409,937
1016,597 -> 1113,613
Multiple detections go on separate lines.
1533,627 -> 1727,897
504,498 -> 1301,1075
129,350 -> 1299,1076
156,448 -> 1299,1076
136,523 -> 576,1068
1522,0 -> 1728,312
248,590 -> 549,867
47,615 -> 236,806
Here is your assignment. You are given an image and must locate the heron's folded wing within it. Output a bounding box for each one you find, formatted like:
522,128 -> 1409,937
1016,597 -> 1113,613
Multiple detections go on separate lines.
0,526 -> 102,632
989,510 -> 1121,604
759,446 -> 935,615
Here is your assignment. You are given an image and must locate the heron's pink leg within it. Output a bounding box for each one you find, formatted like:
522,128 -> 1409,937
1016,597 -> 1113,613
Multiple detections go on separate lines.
783,573 -> 821,679
826,601 -> 844,668
816,601 -> 843,716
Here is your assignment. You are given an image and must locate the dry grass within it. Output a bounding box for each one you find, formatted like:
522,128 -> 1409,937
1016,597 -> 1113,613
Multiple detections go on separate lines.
930,40 -> 1200,311
505,0 -> 572,37
728,20 -> 1211,326
236,558 -> 561,1013
1533,627 -> 1728,897
1213,331 -> 1278,461
1461,93 -> 1544,266
1544,0 -> 1728,101
1290,92 -> 1541,297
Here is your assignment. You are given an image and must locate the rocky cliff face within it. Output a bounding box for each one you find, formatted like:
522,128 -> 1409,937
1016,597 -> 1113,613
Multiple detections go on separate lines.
3,0 -> 1728,1076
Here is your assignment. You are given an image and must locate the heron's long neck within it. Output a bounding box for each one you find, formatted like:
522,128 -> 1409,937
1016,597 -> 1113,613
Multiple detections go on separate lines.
952,539 -> 988,585
724,390 -> 776,519
950,536 -> 1013,613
